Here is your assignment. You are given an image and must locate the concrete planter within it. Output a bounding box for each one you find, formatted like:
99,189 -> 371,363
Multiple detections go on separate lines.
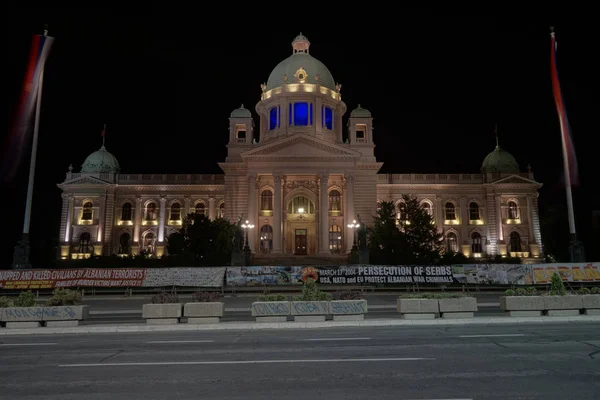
582,295 -> 600,315
397,298 -> 439,319
251,301 -> 290,322
329,300 -> 368,321
184,302 -> 224,324
439,297 -> 478,318
142,303 -> 183,325
291,301 -> 329,322
500,296 -> 545,317
1,305 -> 89,328
542,295 -> 583,316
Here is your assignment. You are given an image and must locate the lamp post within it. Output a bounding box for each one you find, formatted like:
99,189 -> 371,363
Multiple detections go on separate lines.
241,220 -> 254,252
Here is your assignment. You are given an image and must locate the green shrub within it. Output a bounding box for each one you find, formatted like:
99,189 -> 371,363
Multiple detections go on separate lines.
526,286 -> 538,296
150,292 -> 179,304
0,297 -> 14,308
578,287 -> 591,295
46,288 -> 82,306
549,272 -> 566,296
14,291 -> 36,307
293,278 -> 332,301
504,289 -> 515,296
257,294 -> 287,302
591,287 -> 600,294
515,288 -> 527,296
191,291 -> 222,302
332,290 -> 363,300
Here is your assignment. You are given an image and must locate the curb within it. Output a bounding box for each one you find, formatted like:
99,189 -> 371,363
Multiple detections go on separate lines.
2,315 -> 599,336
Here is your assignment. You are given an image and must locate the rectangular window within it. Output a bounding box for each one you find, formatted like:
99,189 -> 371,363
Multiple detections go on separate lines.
269,107 -> 278,130
236,130 -> 246,142
293,102 -> 309,126
324,106 -> 333,130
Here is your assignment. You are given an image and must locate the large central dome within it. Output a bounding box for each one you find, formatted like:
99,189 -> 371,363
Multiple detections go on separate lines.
266,33 -> 336,91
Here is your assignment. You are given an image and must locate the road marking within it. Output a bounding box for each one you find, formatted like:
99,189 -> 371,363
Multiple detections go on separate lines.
301,337 -> 371,341
0,343 -> 57,346
459,334 -> 526,338
59,357 -> 434,367
146,340 -> 214,344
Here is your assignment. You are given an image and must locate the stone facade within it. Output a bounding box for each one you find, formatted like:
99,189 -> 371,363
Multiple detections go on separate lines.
56,34 -> 544,261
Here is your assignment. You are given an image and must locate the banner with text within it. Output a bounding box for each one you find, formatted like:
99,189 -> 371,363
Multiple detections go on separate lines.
292,265 -> 455,285
0,267 -> 226,289
531,263 -> 600,284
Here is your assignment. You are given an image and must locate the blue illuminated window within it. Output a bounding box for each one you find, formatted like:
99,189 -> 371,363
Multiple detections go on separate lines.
323,106 -> 333,130
310,103 -> 313,125
269,107 -> 278,130
294,102 -> 309,126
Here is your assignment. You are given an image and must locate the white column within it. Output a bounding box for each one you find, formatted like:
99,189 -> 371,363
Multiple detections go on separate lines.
272,173 -> 283,253
319,172 -> 329,254
134,197 -> 142,243
247,174 -> 257,252
495,195 -> 504,242
208,197 -> 216,220
527,195 -> 535,241
345,173 -> 355,253
64,194 -> 74,243
158,196 -> 167,243
97,195 -> 106,243
184,196 -> 191,218
435,196 -> 443,234
460,197 -> 469,240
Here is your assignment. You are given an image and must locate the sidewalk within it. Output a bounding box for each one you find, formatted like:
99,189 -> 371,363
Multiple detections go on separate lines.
2,315 -> 599,336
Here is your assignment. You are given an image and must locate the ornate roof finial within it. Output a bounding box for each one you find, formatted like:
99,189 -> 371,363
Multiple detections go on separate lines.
240,103 -> 244,108
68,164 -> 73,172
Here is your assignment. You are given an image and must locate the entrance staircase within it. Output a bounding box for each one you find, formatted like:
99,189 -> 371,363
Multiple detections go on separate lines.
251,253 -> 348,266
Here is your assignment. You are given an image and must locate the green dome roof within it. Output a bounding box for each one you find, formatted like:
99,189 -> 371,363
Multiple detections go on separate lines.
81,146 -> 120,173
230,104 -> 251,118
481,146 -> 520,174
350,104 -> 371,117
266,33 -> 336,91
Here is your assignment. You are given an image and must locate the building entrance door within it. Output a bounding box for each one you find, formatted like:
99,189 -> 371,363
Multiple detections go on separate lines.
294,229 -> 307,255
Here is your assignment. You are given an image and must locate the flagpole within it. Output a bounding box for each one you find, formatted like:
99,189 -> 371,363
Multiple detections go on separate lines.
550,27 -> 584,261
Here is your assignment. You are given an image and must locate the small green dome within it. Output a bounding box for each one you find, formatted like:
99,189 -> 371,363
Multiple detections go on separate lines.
481,146 -> 520,174
350,104 -> 371,118
81,146 -> 120,173
266,33 -> 336,91
230,104 -> 252,118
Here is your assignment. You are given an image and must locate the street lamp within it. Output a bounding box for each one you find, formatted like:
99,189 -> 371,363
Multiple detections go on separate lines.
241,220 -> 254,251
297,207 -> 305,220
347,219 -> 359,249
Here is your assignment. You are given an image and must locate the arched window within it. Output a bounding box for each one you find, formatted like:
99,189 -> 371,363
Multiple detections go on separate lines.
323,106 -> 333,130
287,196 -> 315,214
291,102 -> 311,126
445,202 -> 456,220
145,202 -> 157,221
469,202 -> 480,220
446,232 -> 458,253
78,232 -> 92,253
82,202 -> 93,220
421,202 -> 432,215
329,225 -> 342,252
397,202 -> 407,222
119,232 -> 131,254
143,232 -> 155,253
508,201 -> 519,219
329,190 -> 341,211
219,203 -> 225,218
471,232 -> 483,254
121,203 -> 132,221
170,203 -> 181,220
195,202 -> 205,215
509,231 -> 522,252
260,225 -> 273,252
261,191 -> 273,211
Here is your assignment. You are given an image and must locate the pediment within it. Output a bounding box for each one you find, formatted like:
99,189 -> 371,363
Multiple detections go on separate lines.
489,174 -> 539,185
60,175 -> 111,186
241,134 -> 361,160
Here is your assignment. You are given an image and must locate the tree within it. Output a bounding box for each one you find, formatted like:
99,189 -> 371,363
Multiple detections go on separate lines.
369,196 -> 443,265
166,213 -> 236,265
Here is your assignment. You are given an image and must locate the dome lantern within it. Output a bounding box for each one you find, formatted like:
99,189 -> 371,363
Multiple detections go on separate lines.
292,33 -> 310,54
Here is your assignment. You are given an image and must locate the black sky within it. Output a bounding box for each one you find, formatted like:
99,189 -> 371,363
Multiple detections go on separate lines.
3,8 -> 599,266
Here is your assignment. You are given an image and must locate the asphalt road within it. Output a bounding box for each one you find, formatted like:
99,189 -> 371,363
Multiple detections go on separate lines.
79,293 -> 504,324
1,322 -> 598,399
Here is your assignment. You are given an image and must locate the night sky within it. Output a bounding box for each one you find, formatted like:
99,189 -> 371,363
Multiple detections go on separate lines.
3,9 -> 598,267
